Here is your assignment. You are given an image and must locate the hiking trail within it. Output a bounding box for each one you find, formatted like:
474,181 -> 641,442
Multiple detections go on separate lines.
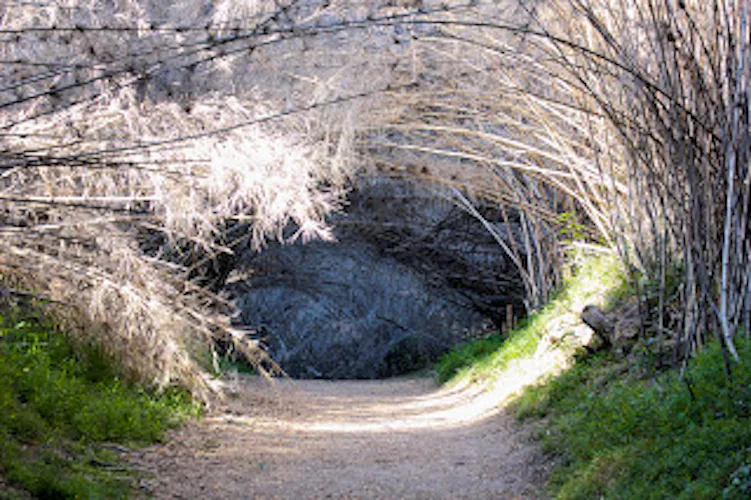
130,350 -> 566,499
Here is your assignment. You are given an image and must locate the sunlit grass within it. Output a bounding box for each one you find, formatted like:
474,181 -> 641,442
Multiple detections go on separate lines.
435,250 -> 751,498
435,251 -> 628,384
513,341 -> 751,498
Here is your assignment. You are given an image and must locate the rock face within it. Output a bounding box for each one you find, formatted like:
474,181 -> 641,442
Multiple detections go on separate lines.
230,241 -> 492,378
226,177 -> 526,378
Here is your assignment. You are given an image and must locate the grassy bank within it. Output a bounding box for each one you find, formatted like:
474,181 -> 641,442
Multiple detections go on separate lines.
435,253 -> 627,385
513,340 -> 751,498
0,311 -> 200,499
436,254 -> 751,498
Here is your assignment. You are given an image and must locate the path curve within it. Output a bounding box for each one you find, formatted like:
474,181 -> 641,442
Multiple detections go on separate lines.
131,373 -> 553,499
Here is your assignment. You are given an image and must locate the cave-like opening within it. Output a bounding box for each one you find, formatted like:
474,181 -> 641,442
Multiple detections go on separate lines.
223,177 -> 528,379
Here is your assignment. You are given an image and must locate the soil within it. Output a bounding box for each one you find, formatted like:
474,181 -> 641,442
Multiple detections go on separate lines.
130,372 -> 554,499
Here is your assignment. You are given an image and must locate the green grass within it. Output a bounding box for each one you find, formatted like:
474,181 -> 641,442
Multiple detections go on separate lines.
435,253 -> 629,384
0,310 -> 200,499
435,317 -> 542,384
212,351 -> 259,376
513,340 -> 751,498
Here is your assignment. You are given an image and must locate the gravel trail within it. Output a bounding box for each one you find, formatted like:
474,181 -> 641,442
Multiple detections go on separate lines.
131,372 -> 553,499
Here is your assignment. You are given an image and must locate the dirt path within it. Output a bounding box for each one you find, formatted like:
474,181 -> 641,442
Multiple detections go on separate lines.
130,371 -> 554,499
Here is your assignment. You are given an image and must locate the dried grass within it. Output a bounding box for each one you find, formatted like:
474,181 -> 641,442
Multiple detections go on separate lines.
3,0 -> 748,393
366,0 -> 750,367
0,0 -> 358,398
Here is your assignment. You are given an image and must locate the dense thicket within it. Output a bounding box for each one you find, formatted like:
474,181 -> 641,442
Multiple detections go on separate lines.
1,0 -> 748,392
370,0 -> 751,368
527,0 -> 751,368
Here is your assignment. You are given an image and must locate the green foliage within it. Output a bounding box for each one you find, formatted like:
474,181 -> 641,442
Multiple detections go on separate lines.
724,450 -> 751,499
214,353 -> 259,376
435,317 -> 546,384
0,312 -> 200,498
436,252 -> 751,497
195,342 -> 260,379
512,340 -> 751,499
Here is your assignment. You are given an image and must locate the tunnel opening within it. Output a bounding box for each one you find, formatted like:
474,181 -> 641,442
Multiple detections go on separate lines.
220,176 -> 529,380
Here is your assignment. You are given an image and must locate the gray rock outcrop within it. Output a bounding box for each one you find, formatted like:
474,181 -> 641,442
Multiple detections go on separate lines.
226,177 -> 527,378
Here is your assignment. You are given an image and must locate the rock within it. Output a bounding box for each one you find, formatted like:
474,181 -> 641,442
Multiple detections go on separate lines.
581,304 -> 614,348
225,177 -> 526,379
230,241 -> 493,379
613,302 -> 641,345
581,302 -> 644,354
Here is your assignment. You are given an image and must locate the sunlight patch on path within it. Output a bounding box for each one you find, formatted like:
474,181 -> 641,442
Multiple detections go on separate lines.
209,344 -> 569,434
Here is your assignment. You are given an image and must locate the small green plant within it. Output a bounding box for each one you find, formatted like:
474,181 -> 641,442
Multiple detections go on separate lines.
436,252 -> 751,497
434,333 -> 506,383
195,341 -> 261,378
724,454 -> 751,500
0,311 -> 200,498
556,212 -> 587,245
215,352 -> 259,376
